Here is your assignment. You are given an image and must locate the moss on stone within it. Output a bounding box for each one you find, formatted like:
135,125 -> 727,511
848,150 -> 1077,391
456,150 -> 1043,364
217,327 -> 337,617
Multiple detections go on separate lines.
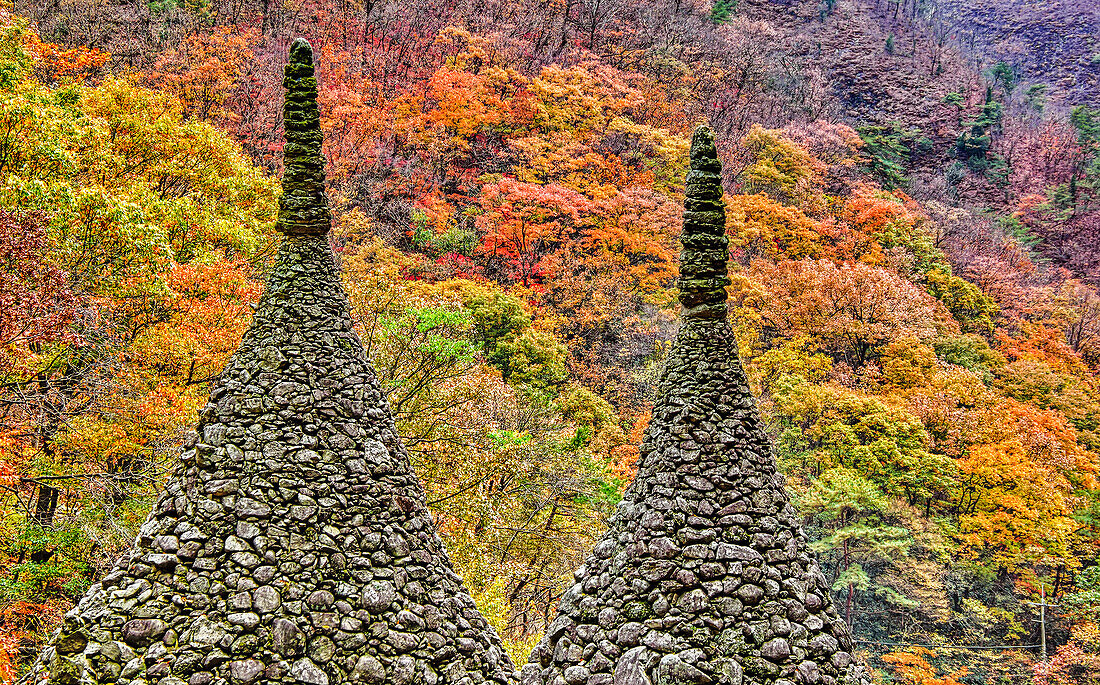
276,38 -> 332,236
678,125 -> 731,319
622,601 -> 650,620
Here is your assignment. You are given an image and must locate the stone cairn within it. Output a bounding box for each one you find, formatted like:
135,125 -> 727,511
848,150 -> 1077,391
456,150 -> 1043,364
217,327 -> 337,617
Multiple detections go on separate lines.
521,127 -> 872,685
20,39 -> 516,685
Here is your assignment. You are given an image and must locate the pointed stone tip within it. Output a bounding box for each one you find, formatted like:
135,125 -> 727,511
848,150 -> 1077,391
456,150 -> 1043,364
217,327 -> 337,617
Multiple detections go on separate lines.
678,123 -> 728,318
690,125 -> 721,172
276,36 -> 331,237
289,37 -> 314,65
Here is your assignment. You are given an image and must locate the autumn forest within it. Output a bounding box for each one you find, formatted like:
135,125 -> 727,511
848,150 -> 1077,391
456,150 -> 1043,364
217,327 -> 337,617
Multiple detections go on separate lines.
1,0 -> 1099,682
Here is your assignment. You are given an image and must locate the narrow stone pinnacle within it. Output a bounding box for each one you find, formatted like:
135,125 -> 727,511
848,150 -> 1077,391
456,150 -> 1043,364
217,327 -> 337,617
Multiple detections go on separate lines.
277,37 -> 332,236
289,36 -> 313,64
522,130 -> 872,685
679,124 -> 731,319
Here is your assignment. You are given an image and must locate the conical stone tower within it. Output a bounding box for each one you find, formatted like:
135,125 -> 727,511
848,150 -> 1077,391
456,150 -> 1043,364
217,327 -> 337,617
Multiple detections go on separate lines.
521,127 -> 871,685
20,39 -> 515,685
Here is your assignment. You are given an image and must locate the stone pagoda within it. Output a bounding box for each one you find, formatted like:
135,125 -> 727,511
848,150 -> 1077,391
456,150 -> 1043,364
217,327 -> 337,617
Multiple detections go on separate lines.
20,38 -> 516,685
520,127 -> 872,685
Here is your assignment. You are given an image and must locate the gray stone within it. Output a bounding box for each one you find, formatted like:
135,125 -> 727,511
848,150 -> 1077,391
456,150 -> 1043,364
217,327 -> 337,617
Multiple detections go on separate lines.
290,658 -> 329,685
224,536 -> 250,552
657,654 -> 710,685
614,647 -> 652,685
236,521 -> 261,539
797,660 -> 822,684
146,554 -> 178,572
185,617 -> 227,649
234,499 -> 271,518
308,636 -> 336,663
392,655 -> 416,685
254,586 -> 281,613
761,638 -> 791,662
54,629 -> 87,655
351,655 -> 385,684
678,590 -> 708,612
714,659 -> 742,685
272,618 -> 302,656
737,585 -> 763,605
121,619 -> 167,647
642,631 -> 674,653
154,535 -> 180,553
229,659 -> 264,683
228,613 -> 260,629
231,552 -> 261,568
618,622 -> 644,647
715,545 -> 762,564
362,581 -> 395,611
307,590 -> 334,607
230,592 -> 252,611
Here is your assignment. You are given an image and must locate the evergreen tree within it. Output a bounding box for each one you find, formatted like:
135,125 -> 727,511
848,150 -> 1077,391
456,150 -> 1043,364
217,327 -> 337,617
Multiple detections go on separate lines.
709,0 -> 737,24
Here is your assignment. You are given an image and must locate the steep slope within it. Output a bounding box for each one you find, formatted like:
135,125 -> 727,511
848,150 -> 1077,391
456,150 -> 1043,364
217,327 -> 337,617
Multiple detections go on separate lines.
936,0 -> 1100,106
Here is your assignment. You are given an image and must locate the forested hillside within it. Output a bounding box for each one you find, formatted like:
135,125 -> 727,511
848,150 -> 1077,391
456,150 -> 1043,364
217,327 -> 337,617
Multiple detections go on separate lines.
932,0 -> 1100,107
1,0 -> 1099,681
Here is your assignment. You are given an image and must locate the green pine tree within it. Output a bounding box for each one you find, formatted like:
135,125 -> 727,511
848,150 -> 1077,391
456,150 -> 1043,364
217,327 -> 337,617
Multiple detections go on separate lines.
709,0 -> 737,24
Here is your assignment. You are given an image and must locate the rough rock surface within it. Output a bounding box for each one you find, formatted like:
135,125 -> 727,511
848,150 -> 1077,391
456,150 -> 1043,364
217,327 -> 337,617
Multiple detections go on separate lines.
19,39 -> 515,685
276,38 -> 332,237
521,127 -> 872,685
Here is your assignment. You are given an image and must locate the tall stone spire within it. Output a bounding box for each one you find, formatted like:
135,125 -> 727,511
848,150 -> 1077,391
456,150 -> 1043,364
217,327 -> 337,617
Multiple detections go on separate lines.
19,39 -> 515,685
521,126 -> 871,685
678,126 -> 731,320
276,39 -> 332,237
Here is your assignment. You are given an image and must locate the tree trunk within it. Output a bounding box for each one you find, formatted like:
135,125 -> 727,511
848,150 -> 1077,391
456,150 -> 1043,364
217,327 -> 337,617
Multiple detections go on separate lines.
33,483 -> 59,527
843,537 -> 852,628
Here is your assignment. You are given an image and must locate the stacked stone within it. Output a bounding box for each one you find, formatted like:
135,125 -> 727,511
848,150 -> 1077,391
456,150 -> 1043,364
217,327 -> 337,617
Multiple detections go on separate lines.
19,39 -> 515,685
277,39 -> 332,236
521,126 -> 871,685
677,128 -> 731,320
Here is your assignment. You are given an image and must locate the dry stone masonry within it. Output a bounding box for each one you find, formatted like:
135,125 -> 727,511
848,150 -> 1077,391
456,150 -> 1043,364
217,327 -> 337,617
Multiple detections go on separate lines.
521,127 -> 872,685
276,38 -> 332,237
19,39 -> 515,685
